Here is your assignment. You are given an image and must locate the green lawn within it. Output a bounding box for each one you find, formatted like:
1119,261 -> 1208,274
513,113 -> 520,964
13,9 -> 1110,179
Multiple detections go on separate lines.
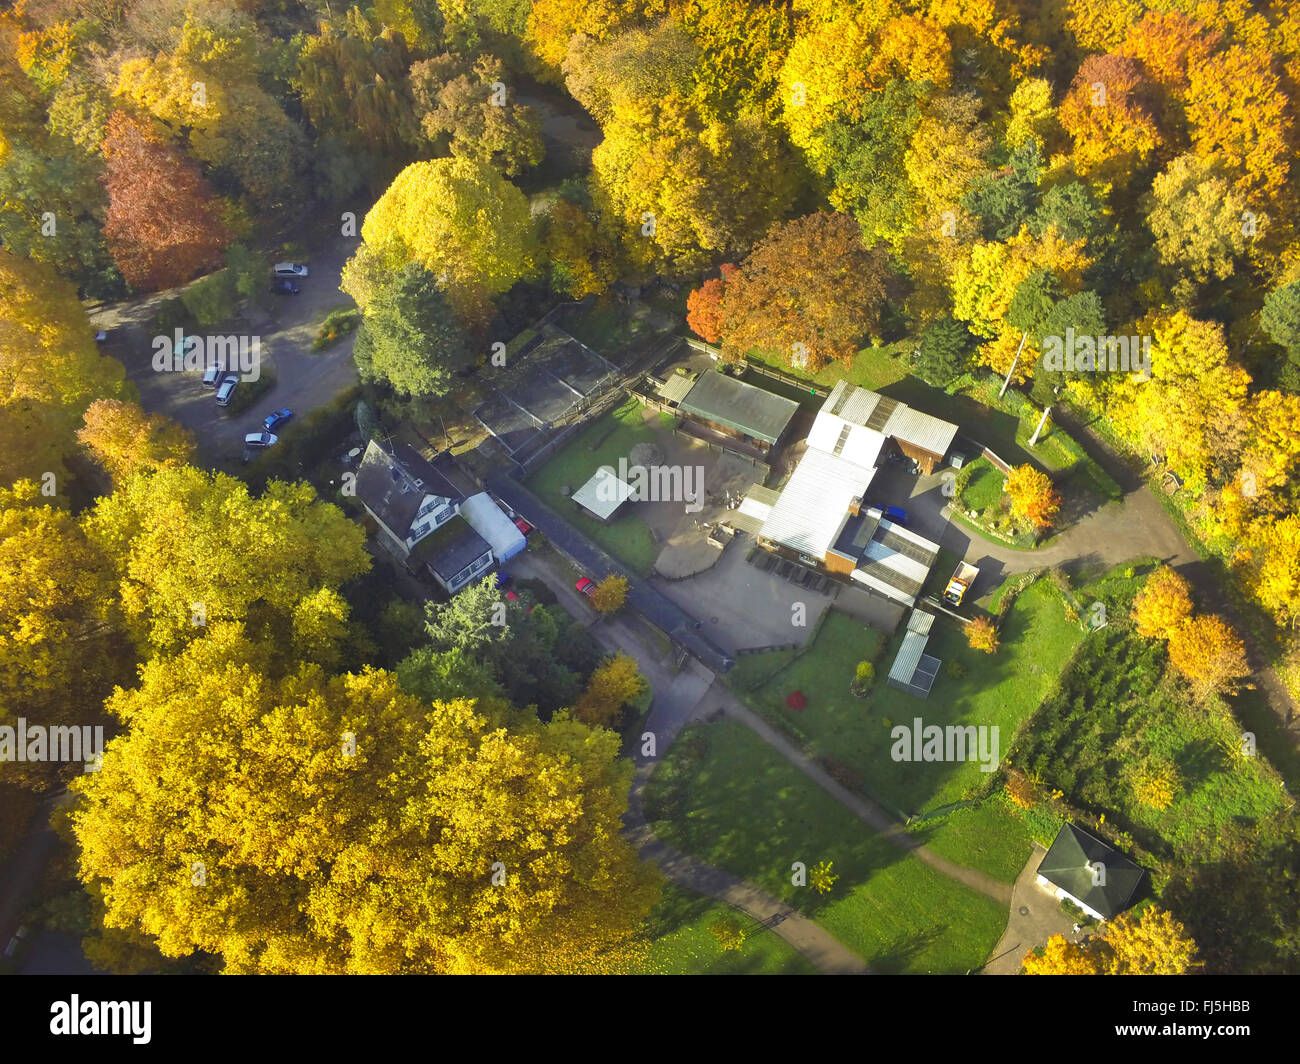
644,719 -> 1009,974
526,396 -> 661,575
634,884 -> 818,975
958,456 -> 1006,512
906,797 -> 1038,883
728,581 -> 1085,816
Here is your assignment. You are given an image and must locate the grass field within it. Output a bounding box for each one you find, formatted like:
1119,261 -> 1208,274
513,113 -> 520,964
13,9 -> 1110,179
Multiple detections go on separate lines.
958,456 -> 1006,512
906,797 -> 1041,883
727,581 -> 1085,816
526,396 -> 660,575
635,884 -> 818,975
643,719 -> 1009,973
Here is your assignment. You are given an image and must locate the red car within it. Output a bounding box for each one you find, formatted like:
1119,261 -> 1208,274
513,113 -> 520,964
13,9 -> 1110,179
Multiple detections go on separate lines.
514,517 -> 534,536
575,578 -> 596,597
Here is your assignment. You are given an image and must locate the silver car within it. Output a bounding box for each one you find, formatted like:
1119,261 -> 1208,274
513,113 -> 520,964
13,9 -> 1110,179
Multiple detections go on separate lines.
214,374 -> 238,406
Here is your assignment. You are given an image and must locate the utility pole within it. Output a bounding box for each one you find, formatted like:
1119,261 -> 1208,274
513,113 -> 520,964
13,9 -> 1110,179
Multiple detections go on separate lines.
1028,405 -> 1051,447
998,332 -> 1028,399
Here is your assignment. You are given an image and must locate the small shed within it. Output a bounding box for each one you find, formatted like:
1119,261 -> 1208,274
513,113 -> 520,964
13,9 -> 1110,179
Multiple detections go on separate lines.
572,466 -> 636,522
887,609 -> 941,697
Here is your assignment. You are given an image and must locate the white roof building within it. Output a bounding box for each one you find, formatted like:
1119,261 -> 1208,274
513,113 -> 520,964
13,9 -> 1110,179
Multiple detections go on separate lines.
572,466 -> 636,522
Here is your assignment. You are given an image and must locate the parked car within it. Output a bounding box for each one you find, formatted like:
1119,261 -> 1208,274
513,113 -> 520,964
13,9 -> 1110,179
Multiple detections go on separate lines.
214,374 -> 238,406
94,329 -> 109,343
273,262 -> 309,277
272,279 -> 301,295
575,577 -> 596,597
201,361 -> 225,387
513,517 -> 534,536
262,408 -> 293,432
243,432 -> 279,449
882,505 -> 908,525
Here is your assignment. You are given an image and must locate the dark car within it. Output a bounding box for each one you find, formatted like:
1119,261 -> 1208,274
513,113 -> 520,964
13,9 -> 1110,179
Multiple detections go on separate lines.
882,505 -> 907,525
214,374 -> 238,406
263,408 -> 293,432
272,279 -> 301,295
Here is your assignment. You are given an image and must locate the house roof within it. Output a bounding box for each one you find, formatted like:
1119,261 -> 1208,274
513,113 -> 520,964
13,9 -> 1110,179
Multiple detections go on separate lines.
759,447 -> 876,559
678,370 -> 799,445
355,440 -> 460,539
417,517 -> 492,583
822,380 -> 959,459
656,371 -> 697,405
572,466 -> 636,521
1037,823 -> 1146,919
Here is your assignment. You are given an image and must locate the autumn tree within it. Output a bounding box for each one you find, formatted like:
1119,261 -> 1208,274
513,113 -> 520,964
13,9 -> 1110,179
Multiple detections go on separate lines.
1104,908 -> 1203,975
1004,465 -> 1060,532
1104,312 -> 1251,493
0,481 -> 126,788
1132,566 -> 1193,641
1242,516 -> 1300,630
1145,155 -> 1248,283
411,53 -> 545,176
542,194 -> 620,299
966,616 -> 999,654
0,249 -> 128,484
1186,44 -> 1291,201
1057,54 -> 1163,189
573,653 -> 646,729
810,860 -> 837,895
343,156 -> 538,325
685,264 -> 735,343
101,112 -> 232,291
561,18 -> 699,125
295,9 -> 420,191
590,92 -> 797,274
1024,907 -> 1201,974
77,400 -> 195,482
718,212 -> 888,370
83,466 -> 369,661
72,631 -> 660,974
353,263 -> 471,398
591,574 -> 629,614
1166,614 -> 1251,700
1130,755 -> 1180,810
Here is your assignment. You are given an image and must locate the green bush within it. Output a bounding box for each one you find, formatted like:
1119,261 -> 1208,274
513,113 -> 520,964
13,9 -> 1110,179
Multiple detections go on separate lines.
850,659 -> 875,696
152,296 -> 188,334
182,269 -> 239,326
220,366 -> 275,417
312,306 -> 361,351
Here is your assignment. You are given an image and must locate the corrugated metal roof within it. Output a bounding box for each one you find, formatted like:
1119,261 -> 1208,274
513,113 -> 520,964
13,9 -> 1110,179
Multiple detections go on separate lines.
851,568 -> 918,606
882,405 -> 959,459
907,609 -> 936,634
888,628 -> 932,684
759,448 -> 875,559
806,410 -> 887,468
819,381 -> 958,459
656,373 -> 696,404
678,370 -> 799,444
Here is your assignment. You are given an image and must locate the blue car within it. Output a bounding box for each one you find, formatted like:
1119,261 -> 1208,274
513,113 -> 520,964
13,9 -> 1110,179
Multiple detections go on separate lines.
882,505 -> 907,525
263,408 -> 293,432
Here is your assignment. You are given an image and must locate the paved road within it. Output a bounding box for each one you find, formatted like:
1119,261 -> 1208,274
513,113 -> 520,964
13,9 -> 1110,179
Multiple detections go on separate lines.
90,232 -> 362,464
982,842 -> 1080,975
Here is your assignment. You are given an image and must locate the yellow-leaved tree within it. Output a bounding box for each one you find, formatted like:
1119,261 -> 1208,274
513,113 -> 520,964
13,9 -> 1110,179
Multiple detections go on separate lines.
1023,907 -> 1201,974
82,466 -> 369,662
1132,566 -> 1194,641
574,652 -> 646,728
72,628 -> 660,974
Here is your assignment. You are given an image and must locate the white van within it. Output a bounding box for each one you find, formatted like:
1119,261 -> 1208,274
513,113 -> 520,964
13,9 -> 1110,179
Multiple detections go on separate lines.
273,262 -> 309,277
